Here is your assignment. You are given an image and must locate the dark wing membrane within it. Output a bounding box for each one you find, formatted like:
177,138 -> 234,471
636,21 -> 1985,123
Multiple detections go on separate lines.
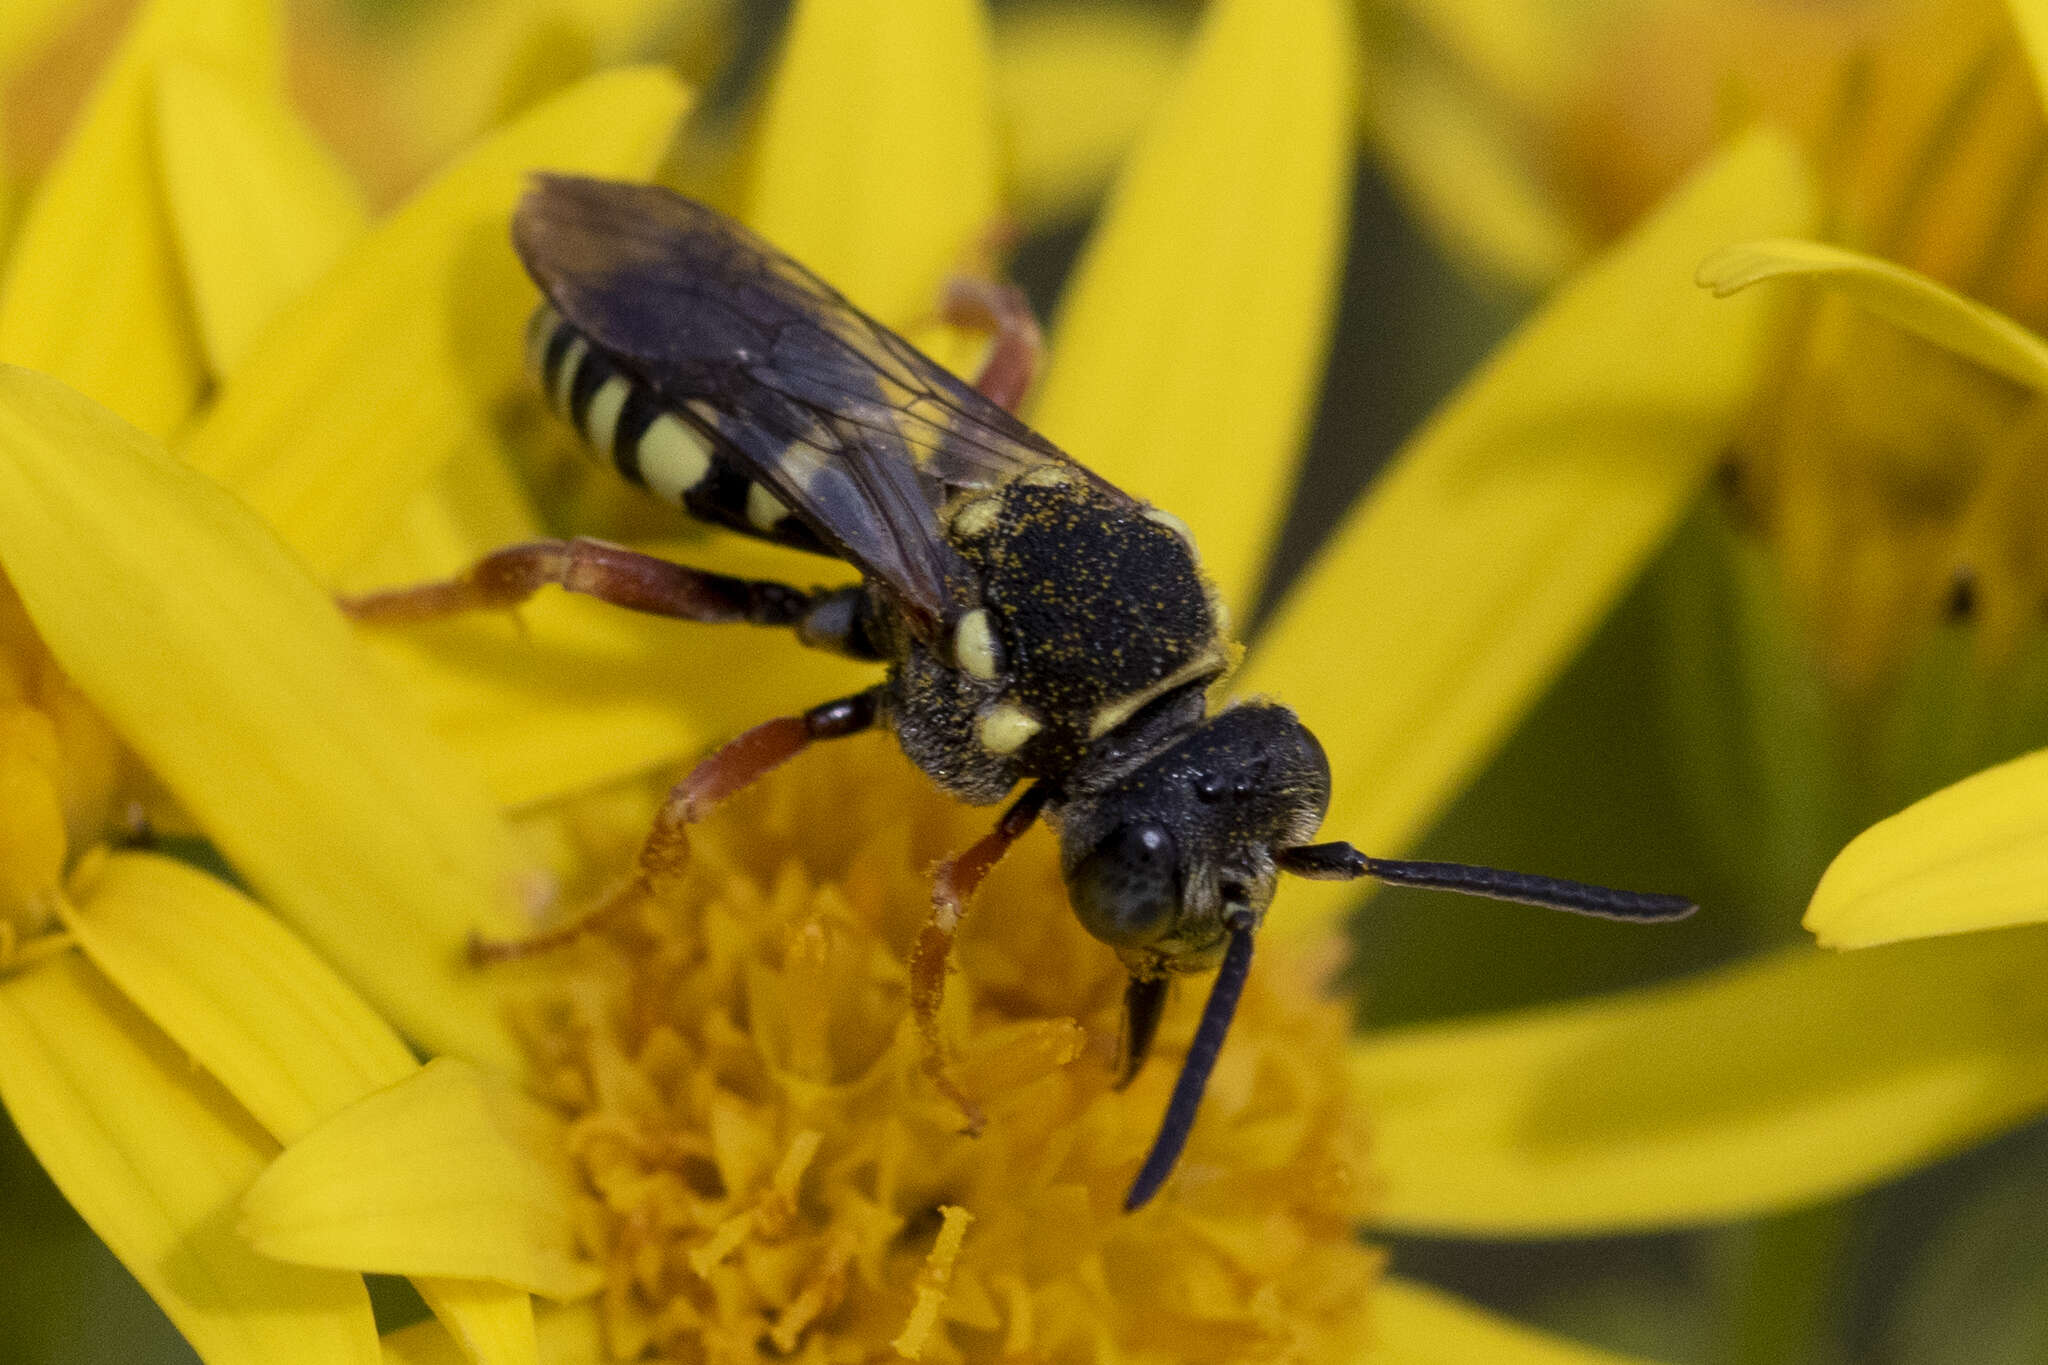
513,174 -> 1090,636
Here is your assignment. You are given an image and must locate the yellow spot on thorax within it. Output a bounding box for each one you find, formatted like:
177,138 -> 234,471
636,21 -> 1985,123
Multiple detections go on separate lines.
952,608 -> 1001,680
1017,465 -> 1074,489
977,701 -> 1042,754
948,494 -> 1000,539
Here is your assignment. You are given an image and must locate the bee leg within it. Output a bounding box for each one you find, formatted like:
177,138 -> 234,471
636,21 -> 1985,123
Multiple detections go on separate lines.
340,537 -> 816,632
472,690 -> 882,964
909,783 -> 1050,1133
941,276 -> 1042,414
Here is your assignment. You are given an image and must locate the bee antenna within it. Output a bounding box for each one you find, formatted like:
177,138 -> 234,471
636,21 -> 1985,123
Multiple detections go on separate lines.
1275,842 -> 1696,922
1123,911 -> 1257,1212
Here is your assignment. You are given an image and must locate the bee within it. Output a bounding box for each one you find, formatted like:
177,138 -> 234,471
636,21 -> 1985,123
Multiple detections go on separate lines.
348,176 -> 1696,1212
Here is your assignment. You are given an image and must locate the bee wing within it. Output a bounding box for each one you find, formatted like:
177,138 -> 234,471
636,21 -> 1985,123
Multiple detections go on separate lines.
513,174 -> 1089,638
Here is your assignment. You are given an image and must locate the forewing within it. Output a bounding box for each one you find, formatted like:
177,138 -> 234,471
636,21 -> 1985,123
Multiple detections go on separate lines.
513,174 -> 1087,635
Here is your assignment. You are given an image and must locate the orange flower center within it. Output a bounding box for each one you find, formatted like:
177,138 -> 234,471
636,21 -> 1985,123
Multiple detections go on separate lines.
517,735 -> 1377,1362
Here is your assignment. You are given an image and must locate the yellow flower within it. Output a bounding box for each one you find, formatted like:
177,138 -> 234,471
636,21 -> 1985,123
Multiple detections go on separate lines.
1369,0 -> 2048,691
1330,0 -> 2048,1305
1,0 -> 1189,231
301,744 -> 1377,1362
0,0 -> 682,1356
0,0 -> 1852,1362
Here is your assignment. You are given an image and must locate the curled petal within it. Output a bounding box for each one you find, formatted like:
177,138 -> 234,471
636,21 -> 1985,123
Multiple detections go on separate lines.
1698,237 -> 2048,390
243,1059 -> 599,1300
1807,746 -> 2048,947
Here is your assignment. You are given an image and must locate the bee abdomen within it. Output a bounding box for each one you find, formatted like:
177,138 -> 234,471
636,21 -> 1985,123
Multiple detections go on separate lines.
527,306 -> 827,555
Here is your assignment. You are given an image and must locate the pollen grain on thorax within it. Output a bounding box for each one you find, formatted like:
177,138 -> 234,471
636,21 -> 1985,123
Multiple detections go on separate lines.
511,733 -> 1378,1363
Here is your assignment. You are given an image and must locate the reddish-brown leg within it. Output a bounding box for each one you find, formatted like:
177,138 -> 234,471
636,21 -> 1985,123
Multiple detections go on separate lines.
341,537 -> 814,630
473,690 -> 883,964
942,277 -> 1044,415
909,783 -> 1051,1132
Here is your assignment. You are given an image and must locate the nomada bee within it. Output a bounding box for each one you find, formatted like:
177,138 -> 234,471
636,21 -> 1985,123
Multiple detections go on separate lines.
347,176 -> 1696,1211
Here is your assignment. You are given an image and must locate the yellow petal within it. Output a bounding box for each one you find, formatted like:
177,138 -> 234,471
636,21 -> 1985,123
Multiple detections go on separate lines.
744,0 -> 1000,326
0,734 -> 67,913
338,428 -> 875,807
1354,931 -> 2048,1233
243,1059 -> 599,1300
2009,0 -> 2048,116
382,1300 -> 602,1365
1245,128 -> 1818,944
1698,237 -> 2048,391
0,953 -> 379,1365
181,67 -> 689,579
369,588 -> 875,810
1366,46 -> 1586,286
344,449 -> 870,809
383,0 -> 702,190
0,369 -> 526,1070
363,528 -> 872,809
336,438 -> 545,589
1031,0 -> 1354,617
0,1 -> 77,74
1806,745 -> 2048,947
383,1320 -> 470,1365
1373,0 -> 1618,279
413,1278 -> 538,1365
59,850 -> 417,1143
154,57 -> 368,377
992,4 -> 1187,226
0,0 -> 278,437
1367,1277 -> 1658,1364
1386,0 -> 1611,114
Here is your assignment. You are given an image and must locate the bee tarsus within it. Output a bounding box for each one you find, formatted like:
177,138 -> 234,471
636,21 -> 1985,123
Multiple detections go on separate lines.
909,781 -> 1052,1134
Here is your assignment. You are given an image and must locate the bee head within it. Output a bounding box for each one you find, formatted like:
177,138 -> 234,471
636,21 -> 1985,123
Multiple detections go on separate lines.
1056,702 -> 1330,972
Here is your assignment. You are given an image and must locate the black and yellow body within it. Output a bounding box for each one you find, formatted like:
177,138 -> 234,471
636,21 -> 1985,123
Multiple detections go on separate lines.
383,174 -> 1698,1213
895,468 -> 1233,803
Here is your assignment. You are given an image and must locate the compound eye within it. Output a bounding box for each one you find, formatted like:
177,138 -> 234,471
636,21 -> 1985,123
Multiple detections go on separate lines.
1070,822 -> 1182,948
